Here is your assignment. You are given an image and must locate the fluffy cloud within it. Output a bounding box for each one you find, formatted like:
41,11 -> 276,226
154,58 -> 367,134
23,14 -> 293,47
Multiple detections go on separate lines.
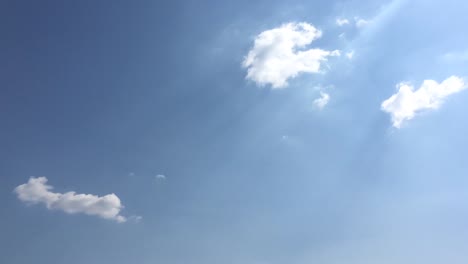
336,18 -> 350,26
313,92 -> 330,109
243,22 -> 340,88
15,177 -> 127,223
381,76 -> 466,128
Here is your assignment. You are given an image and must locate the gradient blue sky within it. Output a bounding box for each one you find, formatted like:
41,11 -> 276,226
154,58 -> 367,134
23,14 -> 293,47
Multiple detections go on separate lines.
2,0 -> 468,263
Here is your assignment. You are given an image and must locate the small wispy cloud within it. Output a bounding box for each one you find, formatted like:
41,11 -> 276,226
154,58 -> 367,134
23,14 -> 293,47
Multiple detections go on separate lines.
155,174 -> 166,180
14,177 -> 128,223
354,17 -> 371,28
381,76 -> 466,128
345,50 -> 355,59
128,215 -> 143,223
313,92 -> 330,110
335,16 -> 371,29
440,50 -> 468,62
336,18 -> 350,26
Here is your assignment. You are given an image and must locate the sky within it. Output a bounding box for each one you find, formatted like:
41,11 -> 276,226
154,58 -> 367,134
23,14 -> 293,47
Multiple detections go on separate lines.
2,0 -> 468,263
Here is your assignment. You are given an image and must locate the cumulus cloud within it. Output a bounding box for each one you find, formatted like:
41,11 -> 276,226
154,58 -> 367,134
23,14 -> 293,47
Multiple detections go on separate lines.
313,92 -> 330,110
336,18 -> 350,26
243,22 -> 340,88
14,177 -> 127,223
381,76 -> 466,128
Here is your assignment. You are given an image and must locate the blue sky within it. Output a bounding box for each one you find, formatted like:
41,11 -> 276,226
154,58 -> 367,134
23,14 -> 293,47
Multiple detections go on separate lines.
2,0 -> 468,263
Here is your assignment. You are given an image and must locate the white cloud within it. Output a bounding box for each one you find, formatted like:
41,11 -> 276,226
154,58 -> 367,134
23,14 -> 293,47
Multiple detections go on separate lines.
355,17 -> 370,28
381,76 -> 466,128
335,16 -> 371,28
441,50 -> 468,62
155,174 -> 166,180
14,177 -> 127,223
243,22 -> 340,88
129,215 -> 143,223
345,50 -> 355,59
336,18 -> 350,26
313,92 -> 330,110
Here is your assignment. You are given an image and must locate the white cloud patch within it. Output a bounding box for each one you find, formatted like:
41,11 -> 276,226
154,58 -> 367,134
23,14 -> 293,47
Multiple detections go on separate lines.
355,17 -> 371,28
346,50 -> 355,59
243,22 -> 340,88
441,50 -> 468,62
129,215 -> 143,223
381,76 -> 466,128
336,18 -> 350,26
155,174 -> 166,180
313,92 -> 330,110
335,16 -> 371,29
14,177 -> 127,223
